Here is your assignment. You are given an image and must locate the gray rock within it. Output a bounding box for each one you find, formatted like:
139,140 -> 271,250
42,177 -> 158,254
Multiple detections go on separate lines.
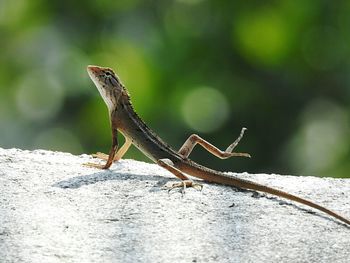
0,148 -> 349,263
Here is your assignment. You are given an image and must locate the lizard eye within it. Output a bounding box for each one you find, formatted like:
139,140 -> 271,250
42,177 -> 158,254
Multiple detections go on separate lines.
104,71 -> 119,86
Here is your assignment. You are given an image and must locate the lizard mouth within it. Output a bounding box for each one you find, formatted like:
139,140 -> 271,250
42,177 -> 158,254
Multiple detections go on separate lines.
87,65 -> 102,75
86,66 -> 102,92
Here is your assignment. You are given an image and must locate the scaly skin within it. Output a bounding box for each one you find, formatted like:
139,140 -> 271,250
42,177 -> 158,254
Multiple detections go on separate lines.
86,65 -> 350,226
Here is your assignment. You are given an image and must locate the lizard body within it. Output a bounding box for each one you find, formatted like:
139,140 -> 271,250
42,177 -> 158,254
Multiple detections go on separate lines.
86,65 -> 350,226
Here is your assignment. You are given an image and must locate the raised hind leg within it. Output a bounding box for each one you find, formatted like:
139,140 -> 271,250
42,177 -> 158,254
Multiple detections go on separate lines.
178,127 -> 251,159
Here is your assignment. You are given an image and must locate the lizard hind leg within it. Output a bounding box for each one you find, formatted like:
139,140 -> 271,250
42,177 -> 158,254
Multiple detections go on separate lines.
157,158 -> 203,194
178,127 -> 251,159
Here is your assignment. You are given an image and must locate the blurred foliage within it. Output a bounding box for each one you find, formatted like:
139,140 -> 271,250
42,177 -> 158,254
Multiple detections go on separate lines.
1,0 -> 350,177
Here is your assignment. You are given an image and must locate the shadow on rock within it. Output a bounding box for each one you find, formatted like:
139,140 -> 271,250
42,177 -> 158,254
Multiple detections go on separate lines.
52,169 -> 171,189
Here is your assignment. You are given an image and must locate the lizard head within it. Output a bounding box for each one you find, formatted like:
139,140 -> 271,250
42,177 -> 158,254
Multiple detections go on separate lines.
87,65 -> 124,112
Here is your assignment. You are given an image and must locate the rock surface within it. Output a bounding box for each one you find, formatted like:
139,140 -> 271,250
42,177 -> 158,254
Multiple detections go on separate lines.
0,148 -> 349,263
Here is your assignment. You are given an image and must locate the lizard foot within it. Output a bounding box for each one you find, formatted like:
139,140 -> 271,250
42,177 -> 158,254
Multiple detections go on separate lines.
166,180 -> 203,195
91,152 -> 109,160
83,162 -> 106,169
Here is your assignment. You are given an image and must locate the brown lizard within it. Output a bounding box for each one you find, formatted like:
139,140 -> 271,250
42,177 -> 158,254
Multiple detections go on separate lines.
85,65 -> 350,226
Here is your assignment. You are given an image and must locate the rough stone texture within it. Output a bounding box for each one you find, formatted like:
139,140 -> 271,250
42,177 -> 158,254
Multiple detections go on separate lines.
0,148 -> 349,263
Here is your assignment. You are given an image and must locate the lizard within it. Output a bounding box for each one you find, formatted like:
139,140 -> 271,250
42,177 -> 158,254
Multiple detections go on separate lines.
84,65 -> 350,226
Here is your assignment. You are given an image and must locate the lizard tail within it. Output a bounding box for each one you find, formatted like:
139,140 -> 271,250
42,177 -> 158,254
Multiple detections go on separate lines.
236,177 -> 350,226
179,162 -> 350,226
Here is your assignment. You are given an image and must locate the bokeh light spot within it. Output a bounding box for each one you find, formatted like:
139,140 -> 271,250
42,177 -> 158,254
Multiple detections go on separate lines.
232,10 -> 291,66
15,71 -> 64,121
286,99 -> 349,176
181,87 -> 229,133
12,26 -> 68,69
55,49 -> 90,96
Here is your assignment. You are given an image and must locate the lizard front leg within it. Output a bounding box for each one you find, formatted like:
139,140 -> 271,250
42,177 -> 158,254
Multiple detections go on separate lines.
178,127 -> 251,159
84,128 -> 119,169
92,136 -> 132,162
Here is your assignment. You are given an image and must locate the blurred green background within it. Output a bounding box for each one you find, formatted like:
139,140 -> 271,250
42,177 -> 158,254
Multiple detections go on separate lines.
1,0 -> 350,177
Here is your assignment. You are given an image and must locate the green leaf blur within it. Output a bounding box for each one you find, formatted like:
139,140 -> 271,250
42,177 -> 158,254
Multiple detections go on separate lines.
1,0 -> 350,178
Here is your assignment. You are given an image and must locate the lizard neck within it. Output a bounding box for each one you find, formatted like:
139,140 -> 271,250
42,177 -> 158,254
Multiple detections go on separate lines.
115,94 -> 180,162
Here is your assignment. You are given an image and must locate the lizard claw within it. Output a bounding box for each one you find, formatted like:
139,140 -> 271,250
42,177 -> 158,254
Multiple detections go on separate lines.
84,152 -> 110,168
165,180 -> 203,195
